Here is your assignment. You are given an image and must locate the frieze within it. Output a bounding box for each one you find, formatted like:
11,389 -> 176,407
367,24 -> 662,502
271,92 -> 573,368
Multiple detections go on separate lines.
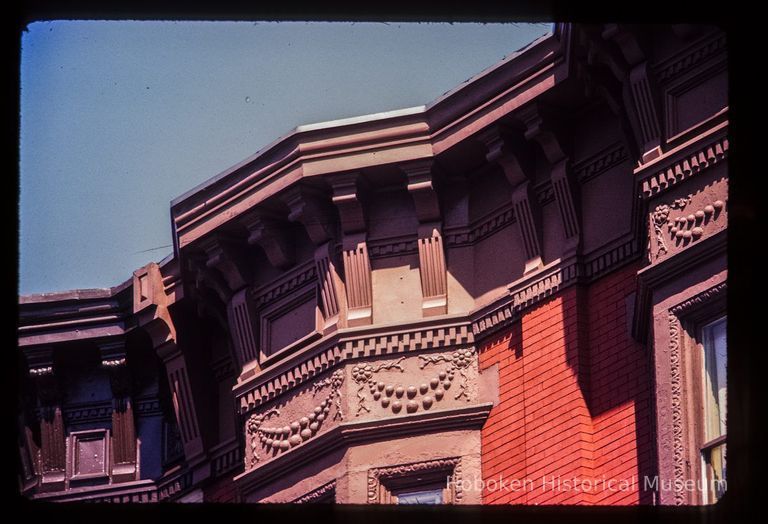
238,320 -> 474,413
649,185 -> 727,262
351,348 -> 477,417
251,261 -> 317,308
654,33 -> 726,84
574,142 -> 628,184
245,370 -> 345,469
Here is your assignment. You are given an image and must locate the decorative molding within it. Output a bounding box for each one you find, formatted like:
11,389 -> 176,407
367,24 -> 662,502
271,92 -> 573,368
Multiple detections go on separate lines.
534,181 -> 555,206
417,232 -> 448,316
235,403 -> 492,493
654,33 -> 726,84
212,442 -> 242,477
573,142 -> 628,184
670,282 -> 727,317
629,62 -> 662,157
640,134 -> 728,199
245,369 -> 345,469
652,195 -> 725,261
443,203 -> 516,247
368,237 -> 419,259
293,480 -> 336,503
367,456 -> 463,504
251,260 -> 316,308
342,242 -> 373,327
419,348 -> 475,403
471,262 -> 577,337
511,182 -> 542,263
650,195 -> 691,261
667,311 -> 685,506
238,319 -> 474,414
243,212 -> 295,270
315,244 -> 342,322
351,358 -> 406,416
29,366 -> 53,377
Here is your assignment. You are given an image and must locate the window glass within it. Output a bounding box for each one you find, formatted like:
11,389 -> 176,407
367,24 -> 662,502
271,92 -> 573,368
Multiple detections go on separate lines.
396,488 -> 443,504
701,316 -> 727,503
702,317 -> 727,440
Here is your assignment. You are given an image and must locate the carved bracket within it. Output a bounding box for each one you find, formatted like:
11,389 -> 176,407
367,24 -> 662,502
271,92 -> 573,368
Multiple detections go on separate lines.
243,211 -> 295,270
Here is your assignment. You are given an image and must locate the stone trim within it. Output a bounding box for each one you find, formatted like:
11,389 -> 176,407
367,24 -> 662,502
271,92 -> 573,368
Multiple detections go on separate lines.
367,456 -> 462,504
574,142 -> 628,184
639,130 -> 728,199
238,319 -> 474,413
292,480 -> 336,503
653,32 -> 726,84
251,260 -> 317,308
237,233 -> 642,412
663,281 -> 727,505
234,402 -> 491,494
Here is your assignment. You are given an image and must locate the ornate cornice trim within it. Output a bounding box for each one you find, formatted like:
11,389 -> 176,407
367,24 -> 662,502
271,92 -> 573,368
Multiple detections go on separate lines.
211,439 -> 242,478
237,318 -> 474,413
251,260 -> 317,308
670,281 -> 727,317
638,126 -> 728,199
653,32 -> 726,84
574,142 -> 628,184
238,231 -> 643,410
470,259 -> 578,339
292,480 -> 336,503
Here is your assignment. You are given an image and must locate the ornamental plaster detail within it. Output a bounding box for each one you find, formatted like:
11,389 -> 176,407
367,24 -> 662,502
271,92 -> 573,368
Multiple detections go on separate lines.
245,369 -> 344,469
367,456 -> 463,504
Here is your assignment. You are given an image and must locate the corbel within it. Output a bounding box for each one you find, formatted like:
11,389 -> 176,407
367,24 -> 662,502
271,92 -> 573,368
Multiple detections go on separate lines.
133,263 -> 206,467
243,210 -> 295,270
519,104 -> 582,258
601,24 -> 663,163
198,234 -> 253,292
97,337 -> 137,481
403,159 -> 448,316
328,172 -> 373,327
477,126 -> 544,274
24,346 -> 65,490
282,185 -> 346,331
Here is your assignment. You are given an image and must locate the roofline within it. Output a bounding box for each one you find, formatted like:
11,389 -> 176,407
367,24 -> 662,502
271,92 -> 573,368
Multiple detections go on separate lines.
170,27 -> 556,208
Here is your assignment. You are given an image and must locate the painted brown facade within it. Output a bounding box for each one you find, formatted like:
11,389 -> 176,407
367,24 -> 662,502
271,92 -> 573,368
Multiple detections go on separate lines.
17,23 -> 728,505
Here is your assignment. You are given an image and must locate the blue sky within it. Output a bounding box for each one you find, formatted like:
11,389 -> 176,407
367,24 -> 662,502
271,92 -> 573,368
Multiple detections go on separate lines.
19,21 -> 551,295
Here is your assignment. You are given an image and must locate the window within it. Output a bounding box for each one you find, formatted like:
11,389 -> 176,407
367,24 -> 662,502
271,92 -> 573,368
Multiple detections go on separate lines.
395,487 -> 444,505
367,457 -> 462,504
700,316 -> 726,503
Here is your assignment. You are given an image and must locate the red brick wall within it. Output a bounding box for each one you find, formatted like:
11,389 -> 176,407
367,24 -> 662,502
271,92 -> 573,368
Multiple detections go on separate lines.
479,262 -> 654,504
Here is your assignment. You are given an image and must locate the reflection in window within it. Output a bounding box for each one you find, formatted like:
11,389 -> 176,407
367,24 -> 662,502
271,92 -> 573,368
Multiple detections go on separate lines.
396,488 -> 444,504
701,317 -> 726,503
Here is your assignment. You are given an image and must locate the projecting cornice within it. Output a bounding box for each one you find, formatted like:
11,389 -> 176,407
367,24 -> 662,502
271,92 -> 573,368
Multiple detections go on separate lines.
169,30 -> 566,253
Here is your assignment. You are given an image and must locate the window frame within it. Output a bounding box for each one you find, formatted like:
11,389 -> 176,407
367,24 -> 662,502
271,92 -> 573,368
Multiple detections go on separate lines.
367,457 -> 462,505
672,287 -> 726,505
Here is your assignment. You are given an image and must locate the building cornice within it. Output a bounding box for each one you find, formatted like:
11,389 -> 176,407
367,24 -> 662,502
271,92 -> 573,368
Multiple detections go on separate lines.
169,31 -> 566,254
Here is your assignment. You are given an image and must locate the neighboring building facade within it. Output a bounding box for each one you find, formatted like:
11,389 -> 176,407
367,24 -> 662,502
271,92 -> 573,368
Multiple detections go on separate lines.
17,23 -> 728,505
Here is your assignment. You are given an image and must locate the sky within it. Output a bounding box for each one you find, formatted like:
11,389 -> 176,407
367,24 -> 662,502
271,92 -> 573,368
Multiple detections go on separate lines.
19,21 -> 551,295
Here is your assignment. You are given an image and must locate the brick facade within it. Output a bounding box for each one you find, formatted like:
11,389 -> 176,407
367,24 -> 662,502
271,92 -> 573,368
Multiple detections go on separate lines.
480,262 -> 655,504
